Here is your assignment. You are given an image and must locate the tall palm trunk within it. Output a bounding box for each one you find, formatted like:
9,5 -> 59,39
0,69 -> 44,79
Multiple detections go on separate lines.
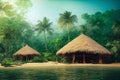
8,40 -> 11,57
67,24 -> 70,42
6,39 -> 11,57
44,30 -> 48,52
4,42 -> 7,58
4,39 -> 9,58
115,54 -> 118,63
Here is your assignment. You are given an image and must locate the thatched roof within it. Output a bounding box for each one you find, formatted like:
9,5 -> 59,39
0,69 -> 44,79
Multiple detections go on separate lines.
56,34 -> 111,56
13,45 -> 40,56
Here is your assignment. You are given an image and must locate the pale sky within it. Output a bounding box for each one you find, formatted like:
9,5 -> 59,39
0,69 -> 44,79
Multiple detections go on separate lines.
25,0 -> 120,25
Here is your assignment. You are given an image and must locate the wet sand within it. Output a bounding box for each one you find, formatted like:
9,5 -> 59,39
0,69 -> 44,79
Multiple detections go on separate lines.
1,62 -> 120,68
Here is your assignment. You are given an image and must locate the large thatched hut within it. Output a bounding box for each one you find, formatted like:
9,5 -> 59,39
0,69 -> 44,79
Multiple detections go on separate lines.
56,34 -> 111,64
13,45 -> 40,61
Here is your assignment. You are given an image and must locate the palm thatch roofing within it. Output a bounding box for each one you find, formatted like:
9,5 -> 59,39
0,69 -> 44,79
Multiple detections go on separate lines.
13,45 -> 40,56
56,34 -> 111,56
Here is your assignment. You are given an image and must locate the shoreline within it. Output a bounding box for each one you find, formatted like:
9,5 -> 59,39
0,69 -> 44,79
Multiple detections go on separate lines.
1,62 -> 120,68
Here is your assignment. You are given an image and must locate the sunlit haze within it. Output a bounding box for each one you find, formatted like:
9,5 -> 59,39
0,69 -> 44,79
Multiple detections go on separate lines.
25,0 -> 120,25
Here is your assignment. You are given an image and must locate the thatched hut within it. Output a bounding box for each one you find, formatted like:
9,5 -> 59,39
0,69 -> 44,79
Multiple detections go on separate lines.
56,34 -> 111,64
13,45 -> 40,61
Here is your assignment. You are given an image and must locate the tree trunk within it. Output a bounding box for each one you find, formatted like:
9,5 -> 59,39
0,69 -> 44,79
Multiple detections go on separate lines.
4,39 -> 9,58
8,40 -> 11,57
44,30 -> 48,52
115,54 -> 118,63
56,56 -> 58,62
26,56 -> 28,61
3,39 -> 11,58
67,24 -> 70,42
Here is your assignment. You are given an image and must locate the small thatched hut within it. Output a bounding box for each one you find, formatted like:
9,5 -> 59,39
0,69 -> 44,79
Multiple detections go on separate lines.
13,45 -> 40,61
56,34 -> 111,64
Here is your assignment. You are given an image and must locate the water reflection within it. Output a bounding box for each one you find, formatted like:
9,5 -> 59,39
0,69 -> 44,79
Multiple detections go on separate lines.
0,66 -> 120,80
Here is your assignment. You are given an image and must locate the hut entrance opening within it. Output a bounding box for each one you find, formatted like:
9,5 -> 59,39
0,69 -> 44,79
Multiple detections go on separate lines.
17,55 -> 38,61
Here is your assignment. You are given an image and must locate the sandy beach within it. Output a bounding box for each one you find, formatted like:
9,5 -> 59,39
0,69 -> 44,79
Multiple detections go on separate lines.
20,63 -> 120,67
1,62 -> 120,68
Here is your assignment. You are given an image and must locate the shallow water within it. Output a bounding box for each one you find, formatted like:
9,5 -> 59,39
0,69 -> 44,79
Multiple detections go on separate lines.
0,66 -> 120,80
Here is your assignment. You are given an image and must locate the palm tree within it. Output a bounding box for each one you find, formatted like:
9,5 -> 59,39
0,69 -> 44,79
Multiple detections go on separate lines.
35,17 -> 53,51
58,11 -> 77,42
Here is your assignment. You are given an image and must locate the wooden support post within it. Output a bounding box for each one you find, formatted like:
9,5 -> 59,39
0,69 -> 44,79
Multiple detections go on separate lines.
62,56 -> 64,63
26,56 -> 27,61
83,53 -> 86,63
72,54 -> 75,63
99,54 -> 102,64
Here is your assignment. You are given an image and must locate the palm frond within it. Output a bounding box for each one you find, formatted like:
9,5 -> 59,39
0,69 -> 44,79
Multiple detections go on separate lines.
58,11 -> 78,29
35,17 -> 53,36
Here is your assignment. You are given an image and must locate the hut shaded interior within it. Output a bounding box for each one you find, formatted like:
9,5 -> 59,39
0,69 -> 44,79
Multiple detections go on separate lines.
16,54 -> 39,61
63,52 -> 111,64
